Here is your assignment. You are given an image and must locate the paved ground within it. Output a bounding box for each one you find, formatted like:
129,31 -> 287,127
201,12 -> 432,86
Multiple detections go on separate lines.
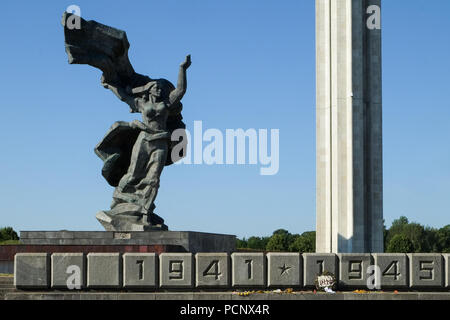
1,277 -> 450,300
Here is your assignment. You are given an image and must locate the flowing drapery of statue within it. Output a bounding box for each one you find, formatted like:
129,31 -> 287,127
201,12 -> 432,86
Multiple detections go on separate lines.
62,13 -> 190,231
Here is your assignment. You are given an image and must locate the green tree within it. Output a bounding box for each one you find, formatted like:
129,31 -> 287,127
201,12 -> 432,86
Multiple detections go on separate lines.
391,216 -> 409,228
272,229 -> 290,237
236,238 -> 248,249
436,225 -> 450,253
266,234 -> 289,251
246,236 -> 269,250
423,226 -> 440,253
265,229 -> 294,251
289,231 -> 316,252
0,227 -> 19,242
386,234 -> 414,253
385,217 -> 428,252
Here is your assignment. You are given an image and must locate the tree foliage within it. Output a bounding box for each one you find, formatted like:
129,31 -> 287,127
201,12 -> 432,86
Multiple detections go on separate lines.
0,227 -> 19,242
289,232 -> 316,253
236,216 -> 450,253
384,216 -> 450,253
386,234 -> 414,253
240,236 -> 269,250
237,229 -> 316,252
266,234 -> 288,251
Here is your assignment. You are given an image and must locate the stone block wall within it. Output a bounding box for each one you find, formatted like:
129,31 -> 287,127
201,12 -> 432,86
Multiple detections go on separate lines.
14,252 -> 450,291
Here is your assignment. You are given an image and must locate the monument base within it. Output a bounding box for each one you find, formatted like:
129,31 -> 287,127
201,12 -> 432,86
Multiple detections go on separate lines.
19,231 -> 236,253
0,231 -> 236,271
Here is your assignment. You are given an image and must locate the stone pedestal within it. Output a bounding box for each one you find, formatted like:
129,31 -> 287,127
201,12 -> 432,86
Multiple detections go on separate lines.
0,231 -> 236,274
19,231 -> 236,253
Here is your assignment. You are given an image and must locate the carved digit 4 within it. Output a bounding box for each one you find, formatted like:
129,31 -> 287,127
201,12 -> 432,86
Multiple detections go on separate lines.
203,260 -> 222,280
382,261 -> 400,281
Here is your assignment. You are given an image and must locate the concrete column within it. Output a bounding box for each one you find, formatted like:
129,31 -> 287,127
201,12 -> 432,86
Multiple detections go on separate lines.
316,0 -> 383,253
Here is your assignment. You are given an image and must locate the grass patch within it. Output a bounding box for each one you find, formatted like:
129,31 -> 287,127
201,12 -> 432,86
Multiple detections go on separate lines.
0,273 -> 13,277
0,240 -> 21,245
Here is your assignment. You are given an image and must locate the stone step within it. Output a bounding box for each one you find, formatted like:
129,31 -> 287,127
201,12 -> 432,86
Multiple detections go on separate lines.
0,278 -> 13,287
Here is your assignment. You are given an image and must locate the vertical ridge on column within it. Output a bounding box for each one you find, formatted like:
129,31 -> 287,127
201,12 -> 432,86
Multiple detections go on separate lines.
316,0 -> 333,253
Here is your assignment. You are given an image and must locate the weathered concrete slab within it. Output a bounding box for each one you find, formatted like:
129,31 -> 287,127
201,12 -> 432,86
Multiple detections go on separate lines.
303,253 -> 338,287
10,251 -> 449,291
408,254 -> 443,289
231,253 -> 266,288
51,253 -> 86,289
14,253 -> 50,289
267,253 -> 302,288
195,253 -> 229,288
123,253 -> 158,289
373,253 -> 408,289
159,253 -> 193,288
20,231 -> 235,253
338,254 -> 372,288
87,253 -> 121,288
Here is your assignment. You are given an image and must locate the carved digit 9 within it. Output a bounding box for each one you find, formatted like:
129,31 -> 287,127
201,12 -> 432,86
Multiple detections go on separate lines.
169,260 -> 183,280
348,261 -> 363,280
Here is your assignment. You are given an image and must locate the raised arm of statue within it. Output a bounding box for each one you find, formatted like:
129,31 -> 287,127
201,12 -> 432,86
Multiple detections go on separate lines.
169,55 -> 191,107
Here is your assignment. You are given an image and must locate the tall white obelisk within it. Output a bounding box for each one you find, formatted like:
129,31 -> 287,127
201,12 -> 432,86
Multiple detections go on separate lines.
316,0 -> 383,253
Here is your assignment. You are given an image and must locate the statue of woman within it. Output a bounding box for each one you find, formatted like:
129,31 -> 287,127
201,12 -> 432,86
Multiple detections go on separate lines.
94,56 -> 191,231
62,13 -> 191,231
100,56 -> 191,230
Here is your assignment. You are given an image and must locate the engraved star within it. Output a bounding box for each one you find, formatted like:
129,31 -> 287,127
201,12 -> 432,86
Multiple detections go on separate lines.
279,263 -> 291,276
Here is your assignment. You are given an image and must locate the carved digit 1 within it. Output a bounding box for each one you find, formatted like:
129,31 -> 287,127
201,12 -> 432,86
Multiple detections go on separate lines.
317,260 -> 324,275
136,260 -> 144,280
245,259 -> 253,279
203,260 -> 221,280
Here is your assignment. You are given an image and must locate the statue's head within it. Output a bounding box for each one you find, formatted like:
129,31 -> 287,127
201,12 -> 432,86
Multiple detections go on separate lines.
149,81 -> 164,98
132,79 -> 175,101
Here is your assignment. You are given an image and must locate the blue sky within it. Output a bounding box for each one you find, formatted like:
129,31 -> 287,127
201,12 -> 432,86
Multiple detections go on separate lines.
0,1 -> 449,238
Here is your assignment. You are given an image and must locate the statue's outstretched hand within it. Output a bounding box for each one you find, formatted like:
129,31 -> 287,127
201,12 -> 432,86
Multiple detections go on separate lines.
180,55 -> 191,70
